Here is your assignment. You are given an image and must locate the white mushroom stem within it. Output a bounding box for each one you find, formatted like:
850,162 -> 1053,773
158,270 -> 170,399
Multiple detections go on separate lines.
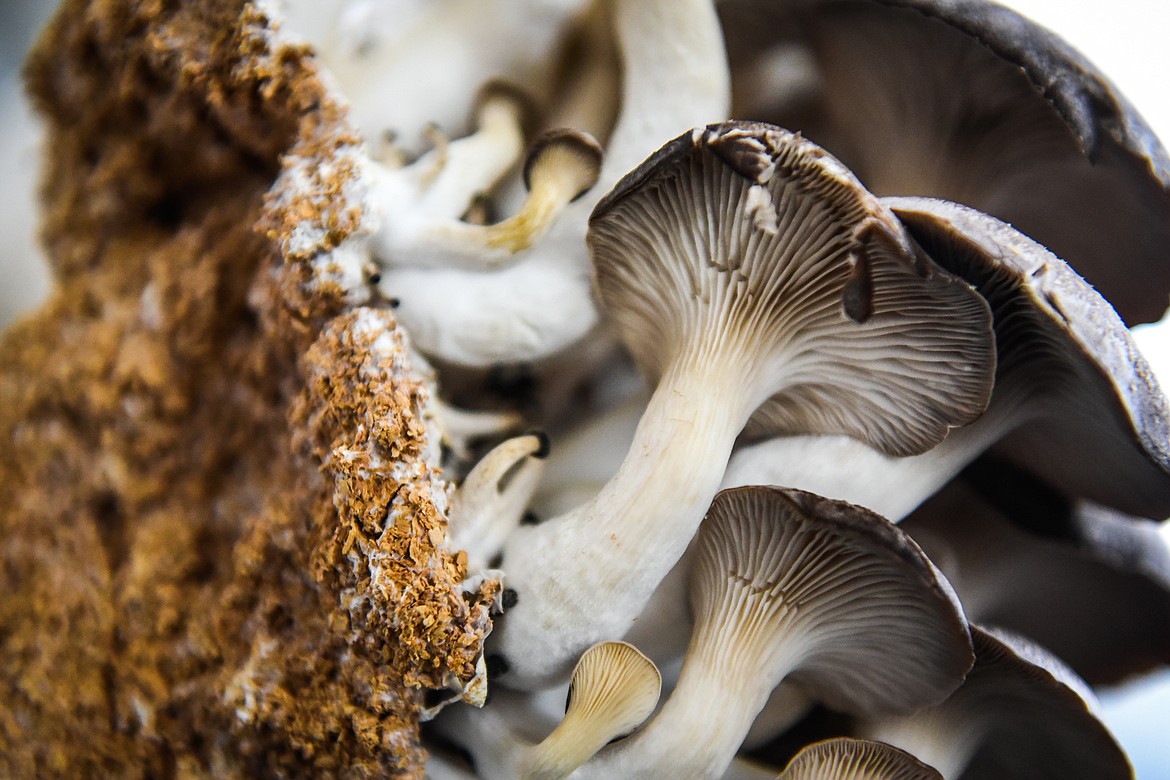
371,87 -> 528,266
378,0 -> 732,366
600,0 -> 730,179
414,129 -> 603,267
493,361 -> 753,688
429,397 -> 524,461
447,433 -> 549,570
722,397 -> 1021,521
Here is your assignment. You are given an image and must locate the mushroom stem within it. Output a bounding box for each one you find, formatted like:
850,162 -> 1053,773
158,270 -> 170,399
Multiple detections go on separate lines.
420,129 -> 604,265
430,398 -> 524,461
372,85 -> 529,267
600,0 -> 730,178
594,644 -> 794,774
723,399 -> 1018,520
495,360 -> 753,687
448,432 -> 549,570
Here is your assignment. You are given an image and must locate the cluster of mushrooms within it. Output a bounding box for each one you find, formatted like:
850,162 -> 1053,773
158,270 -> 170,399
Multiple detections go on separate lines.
285,0 -> 1170,776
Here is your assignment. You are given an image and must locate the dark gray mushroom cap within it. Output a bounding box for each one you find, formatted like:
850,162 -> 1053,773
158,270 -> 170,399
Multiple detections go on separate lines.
857,623 -> 1133,779
691,486 -> 973,715
719,0 -> 1170,325
588,122 -> 994,457
884,195 -> 1170,518
904,471 -> 1170,686
781,737 -> 942,780
950,625 -> 1134,780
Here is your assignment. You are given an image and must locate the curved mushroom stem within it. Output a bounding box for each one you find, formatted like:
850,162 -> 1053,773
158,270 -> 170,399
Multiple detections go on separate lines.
415,129 -> 604,267
493,359 -> 754,688
567,487 -> 971,779
430,397 -> 524,461
722,398 -> 1019,521
372,84 -> 529,266
448,432 -> 550,570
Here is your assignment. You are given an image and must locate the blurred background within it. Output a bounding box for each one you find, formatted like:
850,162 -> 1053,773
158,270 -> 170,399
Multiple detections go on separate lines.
1,0 -> 1167,775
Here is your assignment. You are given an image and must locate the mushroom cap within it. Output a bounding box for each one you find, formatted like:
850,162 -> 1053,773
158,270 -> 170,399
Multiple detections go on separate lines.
691,485 -> 973,716
522,128 -> 604,200
904,464 -> 1170,686
947,625 -> 1133,780
885,195 -> 1170,518
588,122 -> 994,457
719,0 -> 1170,325
524,640 -> 661,779
561,640 -> 661,742
781,737 -> 942,780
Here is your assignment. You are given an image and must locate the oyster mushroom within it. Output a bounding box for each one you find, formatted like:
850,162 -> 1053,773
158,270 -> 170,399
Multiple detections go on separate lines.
434,640 -> 662,780
378,0 -> 733,366
488,122 -> 993,689
375,126 -> 604,270
569,486 -> 972,779
721,0 -> 1170,325
857,624 -> 1133,780
780,738 -> 943,780
723,196 -> 1170,520
446,432 -> 550,571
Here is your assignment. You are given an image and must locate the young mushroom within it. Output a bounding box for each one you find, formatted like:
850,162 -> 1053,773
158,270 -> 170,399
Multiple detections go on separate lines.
376,127 -> 604,270
487,122 -> 992,690
446,432 -> 550,571
857,624 -> 1133,780
723,196 -> 1170,521
434,640 -> 661,780
376,0 -> 733,367
721,0 -> 1170,325
568,485 -> 972,778
779,738 -> 943,780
